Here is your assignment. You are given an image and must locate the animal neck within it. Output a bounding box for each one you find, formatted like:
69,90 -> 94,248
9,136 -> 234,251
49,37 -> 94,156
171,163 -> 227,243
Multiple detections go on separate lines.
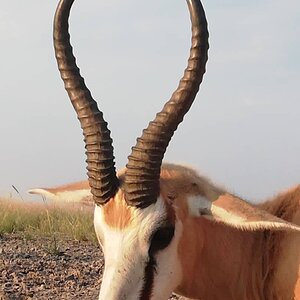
175,216 -> 280,300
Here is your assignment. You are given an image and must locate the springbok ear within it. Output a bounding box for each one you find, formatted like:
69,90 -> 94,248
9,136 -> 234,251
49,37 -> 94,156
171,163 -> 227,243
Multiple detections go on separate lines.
187,193 -> 300,232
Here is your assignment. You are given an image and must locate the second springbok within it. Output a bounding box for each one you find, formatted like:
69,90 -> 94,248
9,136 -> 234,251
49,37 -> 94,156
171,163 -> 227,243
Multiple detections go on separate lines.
28,181 -> 92,204
52,0 -> 300,299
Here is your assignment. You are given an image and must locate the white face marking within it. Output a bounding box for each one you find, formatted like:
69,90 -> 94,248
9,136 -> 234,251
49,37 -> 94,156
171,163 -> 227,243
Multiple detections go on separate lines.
94,197 -> 183,300
151,219 -> 183,300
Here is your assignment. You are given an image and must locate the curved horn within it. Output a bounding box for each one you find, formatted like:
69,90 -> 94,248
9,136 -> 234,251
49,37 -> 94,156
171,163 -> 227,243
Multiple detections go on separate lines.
53,0 -> 119,205
125,0 -> 209,208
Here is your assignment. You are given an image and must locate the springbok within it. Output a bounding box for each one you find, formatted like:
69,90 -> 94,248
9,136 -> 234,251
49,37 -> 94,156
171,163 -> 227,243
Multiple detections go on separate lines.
53,0 -> 300,299
28,181 -> 92,204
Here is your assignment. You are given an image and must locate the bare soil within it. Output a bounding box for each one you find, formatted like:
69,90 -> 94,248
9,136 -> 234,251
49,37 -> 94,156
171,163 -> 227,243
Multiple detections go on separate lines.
0,234 -> 180,300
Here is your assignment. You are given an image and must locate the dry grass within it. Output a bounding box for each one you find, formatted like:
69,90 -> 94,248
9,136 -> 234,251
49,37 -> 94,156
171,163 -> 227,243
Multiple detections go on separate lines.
0,198 -> 97,244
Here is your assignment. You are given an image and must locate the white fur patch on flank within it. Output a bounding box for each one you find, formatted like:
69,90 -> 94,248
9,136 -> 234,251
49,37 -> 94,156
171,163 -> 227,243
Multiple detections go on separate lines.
28,188 -> 55,198
55,190 -> 91,202
28,188 -> 91,203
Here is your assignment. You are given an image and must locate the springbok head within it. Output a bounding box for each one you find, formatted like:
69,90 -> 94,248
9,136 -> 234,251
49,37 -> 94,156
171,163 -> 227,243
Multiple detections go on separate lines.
53,0 -> 300,299
53,0 -> 207,298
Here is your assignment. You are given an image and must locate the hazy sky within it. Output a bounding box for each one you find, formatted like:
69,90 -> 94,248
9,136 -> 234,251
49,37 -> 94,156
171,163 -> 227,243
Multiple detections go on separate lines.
0,0 -> 299,203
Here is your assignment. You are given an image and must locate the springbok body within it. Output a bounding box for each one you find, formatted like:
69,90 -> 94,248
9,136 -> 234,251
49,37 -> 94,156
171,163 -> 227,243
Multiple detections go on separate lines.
52,0 -> 300,299
28,181 -> 92,204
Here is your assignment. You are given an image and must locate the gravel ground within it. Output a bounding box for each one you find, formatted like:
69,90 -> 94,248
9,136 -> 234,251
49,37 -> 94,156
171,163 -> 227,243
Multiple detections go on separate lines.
0,234 -> 180,300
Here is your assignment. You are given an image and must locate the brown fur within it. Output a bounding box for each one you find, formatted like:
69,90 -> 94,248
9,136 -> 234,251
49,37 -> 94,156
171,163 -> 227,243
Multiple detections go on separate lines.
159,163 -> 225,203
260,186 -> 300,300
157,165 -> 300,300
102,167 -> 179,229
102,164 -> 222,230
102,190 -> 133,229
39,180 -> 90,193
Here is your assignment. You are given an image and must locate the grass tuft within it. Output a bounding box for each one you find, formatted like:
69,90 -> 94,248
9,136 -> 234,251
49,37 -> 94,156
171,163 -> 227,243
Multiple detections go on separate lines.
0,198 -> 97,244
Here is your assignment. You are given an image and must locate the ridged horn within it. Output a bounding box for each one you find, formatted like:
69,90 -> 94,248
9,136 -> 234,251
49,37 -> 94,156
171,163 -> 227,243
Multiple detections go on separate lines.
53,0 -> 119,205
125,0 -> 209,208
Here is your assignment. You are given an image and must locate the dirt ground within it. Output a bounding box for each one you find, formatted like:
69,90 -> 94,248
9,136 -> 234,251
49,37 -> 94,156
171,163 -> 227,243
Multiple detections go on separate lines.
0,234 -> 180,300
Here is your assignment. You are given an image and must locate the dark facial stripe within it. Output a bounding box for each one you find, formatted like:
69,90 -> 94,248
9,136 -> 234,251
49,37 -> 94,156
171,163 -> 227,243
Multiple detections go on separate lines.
139,225 -> 175,299
139,256 -> 157,300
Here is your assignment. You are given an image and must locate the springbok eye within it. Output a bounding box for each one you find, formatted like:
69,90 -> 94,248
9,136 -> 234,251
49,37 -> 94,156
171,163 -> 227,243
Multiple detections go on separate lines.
149,226 -> 175,256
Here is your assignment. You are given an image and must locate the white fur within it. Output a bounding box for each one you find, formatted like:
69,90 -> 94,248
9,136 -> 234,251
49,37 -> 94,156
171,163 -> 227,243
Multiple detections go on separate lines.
151,219 -> 183,299
28,188 -> 91,203
211,205 -> 245,224
94,197 -> 183,300
94,205 -> 146,300
187,195 -> 212,217
186,196 -> 300,232
211,205 -> 300,232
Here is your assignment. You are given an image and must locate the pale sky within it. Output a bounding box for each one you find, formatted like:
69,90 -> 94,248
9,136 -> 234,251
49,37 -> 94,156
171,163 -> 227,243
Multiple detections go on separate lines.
0,0 -> 299,203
